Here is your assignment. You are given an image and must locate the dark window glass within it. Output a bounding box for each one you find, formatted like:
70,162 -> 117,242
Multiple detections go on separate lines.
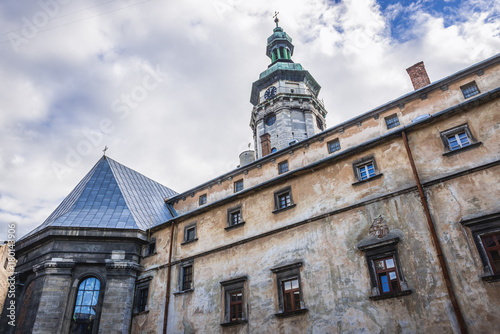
316,117 -> 324,131
199,194 -> 207,205
138,288 -> 148,312
234,180 -> 244,193
265,114 -> 276,126
72,277 -> 100,333
182,265 -> 193,291
282,279 -> 300,312
374,257 -> 400,294
385,114 -> 400,129
461,82 -> 480,99
278,193 -> 291,209
186,227 -> 195,241
230,211 -> 242,226
278,161 -> 289,174
147,241 -> 155,256
230,292 -> 243,322
481,233 -> 500,274
327,139 -> 340,153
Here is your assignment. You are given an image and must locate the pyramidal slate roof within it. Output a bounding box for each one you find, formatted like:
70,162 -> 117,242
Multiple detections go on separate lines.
24,156 -> 177,239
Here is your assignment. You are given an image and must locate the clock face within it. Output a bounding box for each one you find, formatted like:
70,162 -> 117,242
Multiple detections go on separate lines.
264,86 -> 277,100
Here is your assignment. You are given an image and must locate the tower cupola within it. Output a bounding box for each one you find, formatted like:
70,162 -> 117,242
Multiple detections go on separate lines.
266,16 -> 294,65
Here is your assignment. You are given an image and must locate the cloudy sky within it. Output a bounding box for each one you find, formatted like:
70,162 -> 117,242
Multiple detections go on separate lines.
0,0 -> 499,240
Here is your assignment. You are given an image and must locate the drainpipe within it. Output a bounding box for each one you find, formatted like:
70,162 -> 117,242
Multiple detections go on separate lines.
401,130 -> 467,334
163,221 -> 176,334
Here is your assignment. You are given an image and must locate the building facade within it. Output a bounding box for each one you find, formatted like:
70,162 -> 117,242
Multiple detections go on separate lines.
2,22 -> 500,334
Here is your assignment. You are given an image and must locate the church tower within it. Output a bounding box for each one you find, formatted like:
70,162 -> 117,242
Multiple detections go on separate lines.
250,16 -> 328,158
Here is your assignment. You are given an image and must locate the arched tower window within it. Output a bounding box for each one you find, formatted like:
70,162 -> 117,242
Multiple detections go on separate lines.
71,277 -> 101,334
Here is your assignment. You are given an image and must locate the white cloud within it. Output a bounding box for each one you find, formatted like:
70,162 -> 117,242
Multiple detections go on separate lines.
0,0 -> 499,240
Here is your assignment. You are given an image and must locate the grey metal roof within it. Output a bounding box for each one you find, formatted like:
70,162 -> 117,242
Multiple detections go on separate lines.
23,156 -> 177,239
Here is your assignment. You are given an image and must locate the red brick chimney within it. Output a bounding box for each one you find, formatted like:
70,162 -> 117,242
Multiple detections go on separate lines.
260,133 -> 271,157
406,61 -> 431,90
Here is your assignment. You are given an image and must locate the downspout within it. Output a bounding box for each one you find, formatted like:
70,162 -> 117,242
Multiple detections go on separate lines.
163,221 -> 176,334
401,130 -> 468,334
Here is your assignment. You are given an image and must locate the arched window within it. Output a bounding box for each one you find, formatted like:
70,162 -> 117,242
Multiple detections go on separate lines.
71,277 -> 101,334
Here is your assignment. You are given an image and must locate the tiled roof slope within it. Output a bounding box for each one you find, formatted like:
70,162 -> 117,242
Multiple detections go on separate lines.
23,156 -> 177,239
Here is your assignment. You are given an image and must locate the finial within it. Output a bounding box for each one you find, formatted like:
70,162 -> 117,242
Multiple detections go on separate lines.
103,146 -> 108,157
273,11 -> 279,27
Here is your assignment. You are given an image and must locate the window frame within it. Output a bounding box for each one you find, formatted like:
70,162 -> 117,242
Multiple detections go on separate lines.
176,260 -> 194,293
327,138 -> 341,154
352,155 -> 383,185
220,276 -> 248,326
133,278 -> 152,314
271,262 -> 307,318
278,160 -> 289,174
199,194 -> 207,206
461,212 -> 500,282
226,205 -> 245,231
273,186 -> 296,213
460,81 -> 480,99
384,114 -> 400,130
234,179 -> 244,193
440,123 -> 481,156
182,222 -> 198,245
357,237 -> 411,300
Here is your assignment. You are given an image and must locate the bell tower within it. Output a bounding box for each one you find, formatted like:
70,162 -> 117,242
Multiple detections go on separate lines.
250,15 -> 328,158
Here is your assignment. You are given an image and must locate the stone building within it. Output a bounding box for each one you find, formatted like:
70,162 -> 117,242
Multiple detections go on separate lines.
2,21 -> 500,334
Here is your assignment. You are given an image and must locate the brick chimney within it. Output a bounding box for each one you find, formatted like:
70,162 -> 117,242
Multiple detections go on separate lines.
260,133 -> 271,157
406,61 -> 431,90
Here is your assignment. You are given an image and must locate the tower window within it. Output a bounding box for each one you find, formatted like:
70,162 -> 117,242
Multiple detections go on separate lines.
316,117 -> 324,131
72,277 -> 102,331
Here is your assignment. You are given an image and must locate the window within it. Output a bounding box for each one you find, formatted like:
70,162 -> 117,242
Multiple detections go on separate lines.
460,81 -> 480,99
265,114 -> 276,125
327,138 -> 340,154
352,156 -> 382,184
357,227 -> 411,300
71,277 -> 102,333
271,262 -> 307,318
278,160 -> 289,174
220,276 -> 247,326
144,239 -> 156,256
271,147 -> 277,153
226,206 -> 244,230
178,261 -> 194,292
134,279 -> 151,314
316,117 -> 324,131
182,222 -> 197,244
234,180 -> 244,193
440,124 -> 480,155
461,212 -> 500,281
273,186 -> 295,213
385,114 -> 400,129
199,194 -> 207,205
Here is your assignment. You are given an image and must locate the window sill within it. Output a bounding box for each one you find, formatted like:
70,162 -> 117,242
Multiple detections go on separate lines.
173,288 -> 194,295
181,238 -> 198,246
352,173 -> 383,186
272,204 -> 296,214
481,273 -> 500,282
225,222 -> 245,231
274,308 -> 308,318
369,289 -> 412,301
442,142 -> 482,156
220,319 -> 248,327
132,309 -> 149,316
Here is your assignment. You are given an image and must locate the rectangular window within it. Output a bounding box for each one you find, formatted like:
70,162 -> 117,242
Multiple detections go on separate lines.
358,162 -> 376,180
145,240 -> 156,256
230,210 -> 241,226
182,222 -> 197,244
481,233 -> 500,275
274,187 -> 295,212
182,265 -> 193,291
440,124 -> 479,155
220,276 -> 247,325
229,292 -> 243,321
282,279 -> 301,312
374,256 -> 401,294
137,287 -> 149,312
327,138 -> 340,154
226,206 -> 244,230
460,81 -> 480,99
134,279 -> 151,314
234,180 -> 244,193
271,262 -> 306,317
278,160 -> 289,174
352,156 -> 381,184
199,194 -> 207,205
385,114 -> 400,129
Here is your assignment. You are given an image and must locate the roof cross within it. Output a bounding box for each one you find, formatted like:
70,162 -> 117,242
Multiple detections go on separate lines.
103,146 -> 108,156
273,11 -> 279,27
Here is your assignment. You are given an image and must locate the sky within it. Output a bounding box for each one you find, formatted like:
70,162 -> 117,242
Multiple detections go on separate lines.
0,0 -> 499,240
